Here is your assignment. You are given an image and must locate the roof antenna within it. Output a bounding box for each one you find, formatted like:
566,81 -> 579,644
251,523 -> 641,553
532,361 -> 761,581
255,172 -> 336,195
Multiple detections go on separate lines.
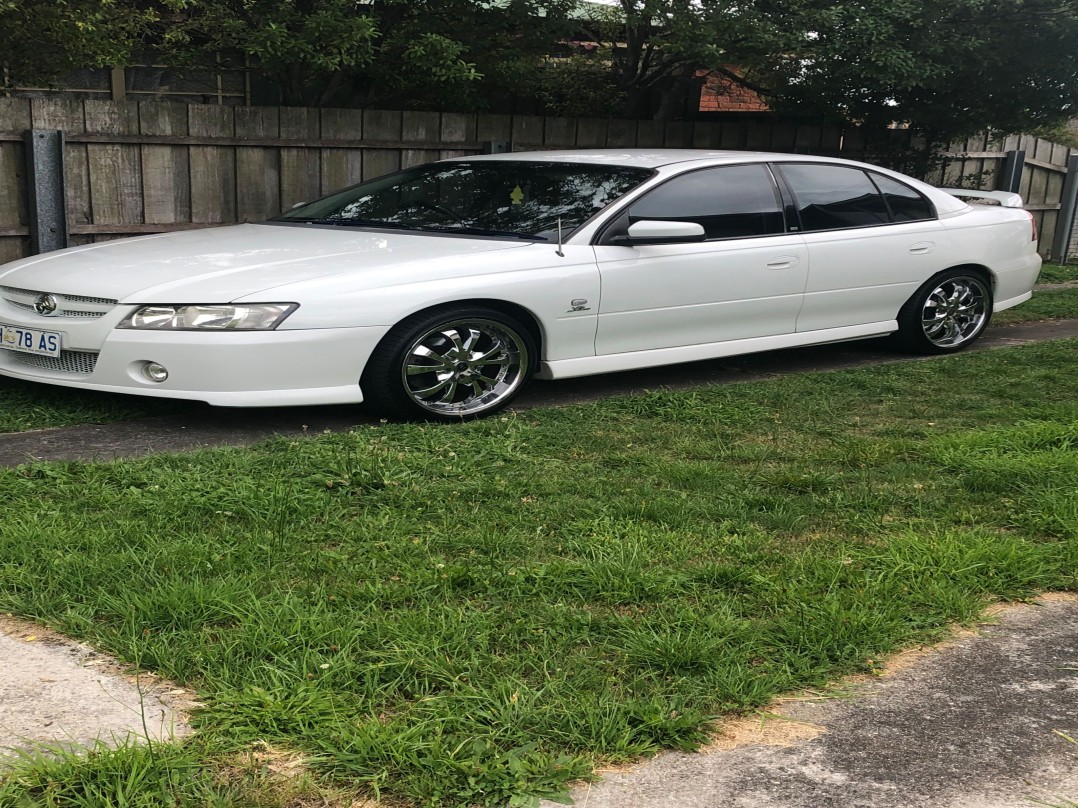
556,217 -> 565,257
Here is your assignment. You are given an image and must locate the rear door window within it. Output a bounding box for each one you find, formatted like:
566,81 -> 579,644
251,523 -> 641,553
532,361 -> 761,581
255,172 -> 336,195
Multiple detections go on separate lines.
777,164 -> 891,231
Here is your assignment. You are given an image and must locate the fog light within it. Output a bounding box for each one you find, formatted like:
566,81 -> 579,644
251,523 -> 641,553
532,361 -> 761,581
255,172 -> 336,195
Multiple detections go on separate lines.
143,362 -> 169,383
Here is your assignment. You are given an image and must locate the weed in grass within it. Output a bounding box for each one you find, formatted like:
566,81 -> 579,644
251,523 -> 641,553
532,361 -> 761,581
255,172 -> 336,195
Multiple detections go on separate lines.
0,741 -> 227,807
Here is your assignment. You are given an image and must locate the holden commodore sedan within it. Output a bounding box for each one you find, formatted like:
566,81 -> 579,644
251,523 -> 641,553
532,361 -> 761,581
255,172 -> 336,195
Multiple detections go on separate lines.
0,150 -> 1040,420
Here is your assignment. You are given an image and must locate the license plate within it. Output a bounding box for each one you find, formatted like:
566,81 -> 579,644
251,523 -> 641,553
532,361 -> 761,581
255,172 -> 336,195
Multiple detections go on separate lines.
1,323 -> 62,358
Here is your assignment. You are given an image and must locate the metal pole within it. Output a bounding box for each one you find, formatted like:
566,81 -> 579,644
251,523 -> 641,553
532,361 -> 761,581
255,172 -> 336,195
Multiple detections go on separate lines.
999,149 -> 1026,195
24,130 -> 69,255
1050,154 -> 1078,264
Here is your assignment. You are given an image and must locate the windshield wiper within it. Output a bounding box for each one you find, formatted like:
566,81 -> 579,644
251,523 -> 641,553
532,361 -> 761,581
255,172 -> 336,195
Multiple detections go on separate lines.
422,226 -> 547,241
292,217 -> 420,230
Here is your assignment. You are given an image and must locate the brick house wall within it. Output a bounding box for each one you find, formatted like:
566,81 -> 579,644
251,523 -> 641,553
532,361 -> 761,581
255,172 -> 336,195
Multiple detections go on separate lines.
697,70 -> 768,113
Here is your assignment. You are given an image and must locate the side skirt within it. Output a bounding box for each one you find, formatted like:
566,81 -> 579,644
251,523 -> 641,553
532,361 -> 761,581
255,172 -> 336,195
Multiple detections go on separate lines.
537,321 -> 897,381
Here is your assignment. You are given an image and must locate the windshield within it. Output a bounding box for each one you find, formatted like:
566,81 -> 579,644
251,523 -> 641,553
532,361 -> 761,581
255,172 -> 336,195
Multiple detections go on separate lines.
274,160 -> 655,240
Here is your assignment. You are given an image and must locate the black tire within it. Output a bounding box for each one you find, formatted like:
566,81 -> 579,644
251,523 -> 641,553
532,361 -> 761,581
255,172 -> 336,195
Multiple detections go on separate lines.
361,306 -> 537,421
895,269 -> 993,355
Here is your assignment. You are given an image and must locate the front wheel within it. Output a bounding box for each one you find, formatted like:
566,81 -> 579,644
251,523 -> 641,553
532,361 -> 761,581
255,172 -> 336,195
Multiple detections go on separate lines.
361,306 -> 536,421
896,270 -> 993,354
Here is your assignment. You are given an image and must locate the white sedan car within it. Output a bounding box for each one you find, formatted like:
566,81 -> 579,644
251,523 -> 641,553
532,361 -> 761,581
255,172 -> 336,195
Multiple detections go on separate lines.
0,150 -> 1040,421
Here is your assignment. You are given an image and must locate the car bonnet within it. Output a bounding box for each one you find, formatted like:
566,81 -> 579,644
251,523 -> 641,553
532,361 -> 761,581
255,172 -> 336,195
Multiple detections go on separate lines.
0,223 -> 532,303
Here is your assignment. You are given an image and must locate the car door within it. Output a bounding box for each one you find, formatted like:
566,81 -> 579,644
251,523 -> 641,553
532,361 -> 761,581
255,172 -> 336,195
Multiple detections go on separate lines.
591,163 -> 808,356
772,163 -> 953,333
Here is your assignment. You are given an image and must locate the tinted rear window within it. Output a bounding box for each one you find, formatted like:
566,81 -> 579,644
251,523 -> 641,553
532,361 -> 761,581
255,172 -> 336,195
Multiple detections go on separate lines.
779,164 -> 891,231
870,173 -> 935,221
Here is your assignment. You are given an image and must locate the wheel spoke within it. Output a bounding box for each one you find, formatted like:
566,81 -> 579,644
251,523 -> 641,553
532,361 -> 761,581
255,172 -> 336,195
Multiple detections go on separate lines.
443,328 -> 466,355
461,328 -> 483,354
411,374 -> 454,399
406,363 -> 439,376
406,345 -> 453,374
432,378 -> 459,403
472,351 -> 512,369
466,378 -> 487,398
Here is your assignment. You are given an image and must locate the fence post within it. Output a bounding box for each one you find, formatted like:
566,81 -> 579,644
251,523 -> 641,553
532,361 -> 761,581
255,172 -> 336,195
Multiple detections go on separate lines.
24,130 -> 69,255
483,141 -> 511,154
110,68 -> 126,102
998,149 -> 1026,194
1051,154 -> 1078,263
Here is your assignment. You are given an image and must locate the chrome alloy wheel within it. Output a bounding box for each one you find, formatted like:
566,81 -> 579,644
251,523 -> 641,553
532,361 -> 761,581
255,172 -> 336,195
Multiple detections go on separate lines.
920,276 -> 990,348
400,318 -> 530,416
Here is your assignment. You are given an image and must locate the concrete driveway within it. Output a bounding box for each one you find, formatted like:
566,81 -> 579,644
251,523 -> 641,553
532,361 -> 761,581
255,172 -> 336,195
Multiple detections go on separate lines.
541,596 -> 1078,808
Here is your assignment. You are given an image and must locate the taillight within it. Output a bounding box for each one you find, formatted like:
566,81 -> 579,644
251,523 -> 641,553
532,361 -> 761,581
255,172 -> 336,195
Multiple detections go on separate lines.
1026,210 -> 1037,242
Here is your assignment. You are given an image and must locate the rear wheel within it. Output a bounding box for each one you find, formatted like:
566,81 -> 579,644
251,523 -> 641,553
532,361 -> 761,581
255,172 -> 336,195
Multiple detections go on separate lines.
896,270 -> 992,354
362,306 -> 536,421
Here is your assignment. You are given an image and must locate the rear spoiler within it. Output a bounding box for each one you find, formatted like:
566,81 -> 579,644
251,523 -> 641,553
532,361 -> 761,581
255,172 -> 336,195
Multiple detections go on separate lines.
939,188 -> 1025,208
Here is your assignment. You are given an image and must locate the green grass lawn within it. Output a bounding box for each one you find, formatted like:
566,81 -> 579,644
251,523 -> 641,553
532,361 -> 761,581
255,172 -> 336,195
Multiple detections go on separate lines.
0,339 -> 1075,807
0,375 -> 184,434
1037,261 -> 1078,285
994,286 -> 1078,324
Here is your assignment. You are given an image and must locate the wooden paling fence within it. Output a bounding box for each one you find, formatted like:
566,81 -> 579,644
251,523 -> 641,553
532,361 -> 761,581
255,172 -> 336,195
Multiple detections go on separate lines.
0,98 -> 1074,264
930,131 -> 1077,259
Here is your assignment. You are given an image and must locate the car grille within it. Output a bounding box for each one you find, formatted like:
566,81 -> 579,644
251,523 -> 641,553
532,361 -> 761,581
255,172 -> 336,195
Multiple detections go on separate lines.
1,286 -> 118,319
8,349 -> 99,375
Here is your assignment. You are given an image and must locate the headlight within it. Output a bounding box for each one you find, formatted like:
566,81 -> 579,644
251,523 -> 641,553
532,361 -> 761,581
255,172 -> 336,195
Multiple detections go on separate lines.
119,304 -> 297,331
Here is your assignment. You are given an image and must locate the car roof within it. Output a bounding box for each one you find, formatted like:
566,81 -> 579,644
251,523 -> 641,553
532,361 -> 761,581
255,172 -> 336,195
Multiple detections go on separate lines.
446,149 -> 780,168
446,149 -> 970,215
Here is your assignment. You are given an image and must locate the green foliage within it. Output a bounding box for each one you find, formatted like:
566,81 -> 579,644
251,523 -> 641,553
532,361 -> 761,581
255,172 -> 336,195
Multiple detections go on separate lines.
156,0 -> 379,106
0,0 -> 154,88
152,0 -> 577,108
757,0 -> 1078,141
4,0 -> 1077,136
566,0 -> 1078,135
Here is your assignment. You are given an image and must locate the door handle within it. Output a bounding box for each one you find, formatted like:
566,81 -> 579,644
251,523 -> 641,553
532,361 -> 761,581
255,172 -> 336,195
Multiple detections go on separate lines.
766,255 -> 800,270
909,242 -> 935,254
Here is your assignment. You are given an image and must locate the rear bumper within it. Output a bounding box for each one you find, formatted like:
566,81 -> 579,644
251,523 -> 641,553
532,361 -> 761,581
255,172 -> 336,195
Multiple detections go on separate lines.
993,252 -> 1042,312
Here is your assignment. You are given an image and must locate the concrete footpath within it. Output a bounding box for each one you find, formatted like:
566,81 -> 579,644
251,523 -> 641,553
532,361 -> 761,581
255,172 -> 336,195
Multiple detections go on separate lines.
0,617 -> 192,756
543,596 -> 1078,808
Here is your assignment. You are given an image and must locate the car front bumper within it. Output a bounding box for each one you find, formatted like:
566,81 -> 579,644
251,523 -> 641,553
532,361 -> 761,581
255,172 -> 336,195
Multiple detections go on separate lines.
0,323 -> 389,407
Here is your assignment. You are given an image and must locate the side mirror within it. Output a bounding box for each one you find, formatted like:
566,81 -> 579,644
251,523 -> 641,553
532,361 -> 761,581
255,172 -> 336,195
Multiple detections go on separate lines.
625,220 -> 706,245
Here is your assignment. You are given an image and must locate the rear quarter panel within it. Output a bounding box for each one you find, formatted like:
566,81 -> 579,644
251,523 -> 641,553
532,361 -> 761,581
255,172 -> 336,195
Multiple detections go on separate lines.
942,206 -> 1041,308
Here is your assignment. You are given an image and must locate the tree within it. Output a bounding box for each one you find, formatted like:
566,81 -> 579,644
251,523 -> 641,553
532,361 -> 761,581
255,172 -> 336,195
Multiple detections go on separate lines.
563,0 -> 1078,139
4,0 -> 1076,143
152,0 -> 578,108
0,0 -> 152,89
756,0 -> 1078,141
553,1 -> 805,120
